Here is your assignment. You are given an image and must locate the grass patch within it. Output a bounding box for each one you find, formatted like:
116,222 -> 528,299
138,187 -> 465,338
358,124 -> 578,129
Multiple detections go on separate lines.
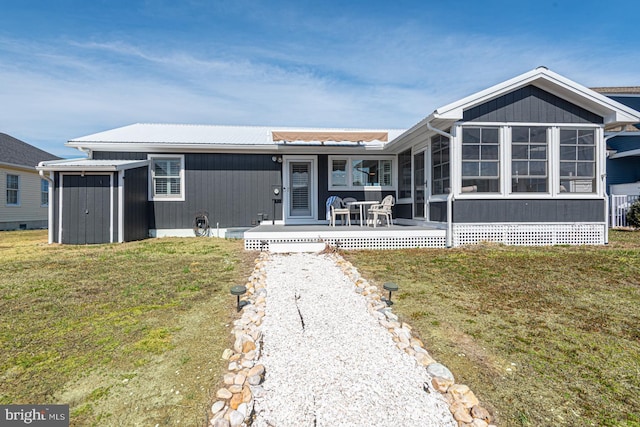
0,230 -> 256,426
343,230 -> 640,426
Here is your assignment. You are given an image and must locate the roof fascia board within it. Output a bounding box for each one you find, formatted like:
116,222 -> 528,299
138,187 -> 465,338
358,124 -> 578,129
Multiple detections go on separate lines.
0,161 -> 36,171
36,159 -> 150,172
609,148 -> 640,159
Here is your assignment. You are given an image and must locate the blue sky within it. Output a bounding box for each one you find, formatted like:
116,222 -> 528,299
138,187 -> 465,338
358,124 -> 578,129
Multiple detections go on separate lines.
1,0 -> 638,158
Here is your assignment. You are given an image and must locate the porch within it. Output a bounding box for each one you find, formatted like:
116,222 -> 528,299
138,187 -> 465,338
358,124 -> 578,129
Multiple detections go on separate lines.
243,222 -> 447,252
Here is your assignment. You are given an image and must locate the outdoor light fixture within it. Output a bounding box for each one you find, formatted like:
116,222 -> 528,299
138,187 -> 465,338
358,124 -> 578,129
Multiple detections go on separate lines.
383,282 -> 398,306
271,156 -> 283,163
230,284 -> 247,312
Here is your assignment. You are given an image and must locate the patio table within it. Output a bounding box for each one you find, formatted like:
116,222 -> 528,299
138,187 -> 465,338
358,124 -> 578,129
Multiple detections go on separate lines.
347,200 -> 378,227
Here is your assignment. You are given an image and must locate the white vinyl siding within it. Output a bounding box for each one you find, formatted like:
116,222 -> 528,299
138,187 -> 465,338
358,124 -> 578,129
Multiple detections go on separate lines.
0,167 -> 49,224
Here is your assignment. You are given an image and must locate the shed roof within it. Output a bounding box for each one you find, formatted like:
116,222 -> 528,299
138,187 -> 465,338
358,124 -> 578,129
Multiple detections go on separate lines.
0,133 -> 60,169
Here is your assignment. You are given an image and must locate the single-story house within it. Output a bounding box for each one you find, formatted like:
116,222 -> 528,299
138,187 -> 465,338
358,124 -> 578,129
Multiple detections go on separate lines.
38,67 -> 640,247
1,133 -> 60,231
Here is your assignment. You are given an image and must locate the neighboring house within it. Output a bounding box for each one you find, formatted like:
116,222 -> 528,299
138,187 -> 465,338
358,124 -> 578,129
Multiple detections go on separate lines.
38,67 -> 640,246
592,87 -> 640,196
1,133 -> 60,231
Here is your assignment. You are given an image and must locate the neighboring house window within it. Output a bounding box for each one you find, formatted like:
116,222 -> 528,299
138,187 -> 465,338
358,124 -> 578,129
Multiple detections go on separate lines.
397,149 -> 412,199
329,156 -> 393,189
41,179 -> 49,206
559,129 -> 596,193
149,155 -> 185,200
461,127 -> 500,193
511,126 -> 548,193
431,133 -> 450,195
6,174 -> 19,205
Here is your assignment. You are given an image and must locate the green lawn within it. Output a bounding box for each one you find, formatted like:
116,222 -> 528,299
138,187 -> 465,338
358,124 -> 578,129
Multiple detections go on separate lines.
343,230 -> 640,426
0,230 -> 256,426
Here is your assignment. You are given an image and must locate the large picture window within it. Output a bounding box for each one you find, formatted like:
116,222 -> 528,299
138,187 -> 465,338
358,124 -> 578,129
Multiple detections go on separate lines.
329,157 -> 393,189
431,134 -> 450,195
461,127 -> 500,193
511,126 -> 548,193
559,129 -> 596,193
149,155 -> 185,200
6,174 -> 19,205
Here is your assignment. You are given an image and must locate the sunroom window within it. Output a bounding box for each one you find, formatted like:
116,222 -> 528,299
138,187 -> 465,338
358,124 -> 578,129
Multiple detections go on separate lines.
431,134 -> 450,195
461,127 -> 500,193
511,126 -> 548,193
559,129 -> 596,193
149,155 -> 185,200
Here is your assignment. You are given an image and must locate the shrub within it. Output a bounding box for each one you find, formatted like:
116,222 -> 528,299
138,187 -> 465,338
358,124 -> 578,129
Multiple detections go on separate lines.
627,199 -> 640,228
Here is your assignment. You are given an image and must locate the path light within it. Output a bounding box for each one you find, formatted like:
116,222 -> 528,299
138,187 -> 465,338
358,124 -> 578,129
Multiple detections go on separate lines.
230,285 -> 247,312
383,282 -> 398,306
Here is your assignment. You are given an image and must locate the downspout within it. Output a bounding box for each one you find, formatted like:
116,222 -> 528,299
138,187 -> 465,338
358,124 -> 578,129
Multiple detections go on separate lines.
426,119 -> 455,248
602,129 -> 626,244
39,166 -> 54,244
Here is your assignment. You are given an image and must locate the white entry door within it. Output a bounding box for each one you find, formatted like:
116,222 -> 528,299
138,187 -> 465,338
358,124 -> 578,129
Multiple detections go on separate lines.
283,156 -> 317,223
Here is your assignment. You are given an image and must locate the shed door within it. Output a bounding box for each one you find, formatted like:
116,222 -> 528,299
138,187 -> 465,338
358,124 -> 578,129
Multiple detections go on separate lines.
61,174 -> 112,244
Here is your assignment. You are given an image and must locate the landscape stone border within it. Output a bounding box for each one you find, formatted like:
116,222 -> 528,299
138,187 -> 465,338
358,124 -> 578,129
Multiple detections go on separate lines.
208,252 -> 496,427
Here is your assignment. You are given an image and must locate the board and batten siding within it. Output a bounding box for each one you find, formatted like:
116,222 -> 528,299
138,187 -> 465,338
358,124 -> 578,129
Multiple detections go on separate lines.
94,151 -> 283,229
452,199 -> 605,223
124,166 -> 149,241
1,166 -> 49,230
463,85 -> 604,124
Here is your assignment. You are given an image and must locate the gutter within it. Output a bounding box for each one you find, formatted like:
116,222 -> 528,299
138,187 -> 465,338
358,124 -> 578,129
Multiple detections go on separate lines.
426,118 -> 455,248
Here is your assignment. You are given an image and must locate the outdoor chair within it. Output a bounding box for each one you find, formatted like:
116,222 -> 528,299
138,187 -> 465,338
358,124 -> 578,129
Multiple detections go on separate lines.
329,197 -> 350,226
342,197 -> 359,224
367,195 -> 394,227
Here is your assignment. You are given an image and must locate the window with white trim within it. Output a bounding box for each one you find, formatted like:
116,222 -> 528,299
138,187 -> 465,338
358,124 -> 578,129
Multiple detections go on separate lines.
149,155 -> 185,200
41,179 -> 49,206
461,127 -> 500,193
397,150 -> 412,199
431,133 -> 450,195
511,126 -> 548,193
329,157 -> 393,189
6,174 -> 19,205
559,128 -> 596,193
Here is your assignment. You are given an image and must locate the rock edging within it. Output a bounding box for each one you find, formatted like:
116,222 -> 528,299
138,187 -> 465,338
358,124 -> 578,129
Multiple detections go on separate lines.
208,251 -> 495,427
331,252 -> 496,427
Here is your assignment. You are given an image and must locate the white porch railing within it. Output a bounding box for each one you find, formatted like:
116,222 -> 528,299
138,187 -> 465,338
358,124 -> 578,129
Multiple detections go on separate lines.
610,195 -> 640,228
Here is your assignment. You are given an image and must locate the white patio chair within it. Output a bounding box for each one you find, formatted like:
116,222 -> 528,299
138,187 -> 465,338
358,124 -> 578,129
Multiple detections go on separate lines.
330,197 -> 350,226
367,195 -> 394,227
342,197 -> 359,224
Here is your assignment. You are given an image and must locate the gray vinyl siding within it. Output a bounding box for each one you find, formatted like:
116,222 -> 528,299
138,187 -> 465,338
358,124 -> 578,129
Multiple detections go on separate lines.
463,85 -> 604,124
124,166 -> 149,241
452,199 -> 605,223
93,152 -> 147,161
152,153 -> 282,229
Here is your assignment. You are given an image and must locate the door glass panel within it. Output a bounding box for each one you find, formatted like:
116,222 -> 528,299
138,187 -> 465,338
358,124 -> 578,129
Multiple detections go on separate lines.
414,152 -> 425,218
290,162 -> 311,216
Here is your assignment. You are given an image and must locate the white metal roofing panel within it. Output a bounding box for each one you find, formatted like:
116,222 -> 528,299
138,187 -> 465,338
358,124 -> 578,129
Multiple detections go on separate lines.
37,159 -> 150,171
69,123 -> 406,146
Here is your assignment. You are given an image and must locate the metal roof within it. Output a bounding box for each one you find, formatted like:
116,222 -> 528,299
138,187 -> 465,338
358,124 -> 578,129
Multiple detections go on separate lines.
68,123 -> 406,146
37,159 -> 149,172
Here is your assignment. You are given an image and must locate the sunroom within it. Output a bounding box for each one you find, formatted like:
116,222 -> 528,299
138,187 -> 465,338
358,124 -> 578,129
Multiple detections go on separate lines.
385,67 -> 640,246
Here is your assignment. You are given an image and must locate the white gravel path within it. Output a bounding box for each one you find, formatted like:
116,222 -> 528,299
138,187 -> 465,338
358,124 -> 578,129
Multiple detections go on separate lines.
251,252 -> 456,427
